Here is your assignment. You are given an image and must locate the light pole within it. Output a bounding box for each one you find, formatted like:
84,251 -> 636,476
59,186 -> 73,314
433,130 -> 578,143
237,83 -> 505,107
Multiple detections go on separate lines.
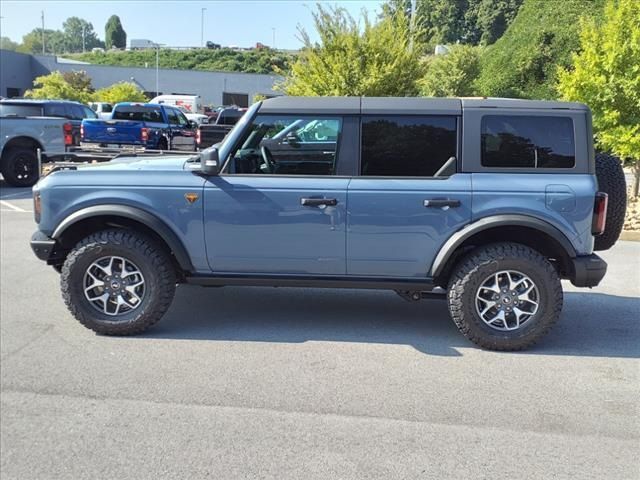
201,8 -> 207,47
41,11 -> 45,54
82,25 -> 86,53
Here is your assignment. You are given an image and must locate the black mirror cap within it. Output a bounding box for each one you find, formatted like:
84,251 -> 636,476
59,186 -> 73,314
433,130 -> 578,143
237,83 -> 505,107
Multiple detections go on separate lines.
200,147 -> 220,175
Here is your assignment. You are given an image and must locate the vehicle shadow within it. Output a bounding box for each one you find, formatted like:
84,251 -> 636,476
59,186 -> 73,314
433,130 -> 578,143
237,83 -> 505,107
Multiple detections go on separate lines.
0,179 -> 32,200
142,286 -> 640,358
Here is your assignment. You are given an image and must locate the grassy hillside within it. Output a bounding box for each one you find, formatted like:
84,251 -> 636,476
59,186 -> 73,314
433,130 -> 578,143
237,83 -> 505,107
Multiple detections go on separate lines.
68,47 -> 295,75
475,0 -> 605,99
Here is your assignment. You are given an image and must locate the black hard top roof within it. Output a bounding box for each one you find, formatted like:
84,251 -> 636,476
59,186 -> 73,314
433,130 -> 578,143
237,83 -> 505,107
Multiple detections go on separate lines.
259,96 -> 588,114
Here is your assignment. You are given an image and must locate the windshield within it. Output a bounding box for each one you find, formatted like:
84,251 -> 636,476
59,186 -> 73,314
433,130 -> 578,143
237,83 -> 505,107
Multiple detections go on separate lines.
112,106 -> 163,122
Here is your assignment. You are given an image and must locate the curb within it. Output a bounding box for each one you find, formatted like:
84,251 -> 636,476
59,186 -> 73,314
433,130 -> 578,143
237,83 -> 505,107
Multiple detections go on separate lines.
620,230 -> 640,242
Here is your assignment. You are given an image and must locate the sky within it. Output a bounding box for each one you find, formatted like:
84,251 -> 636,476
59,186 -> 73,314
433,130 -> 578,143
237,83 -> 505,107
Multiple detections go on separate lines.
0,0 -> 385,50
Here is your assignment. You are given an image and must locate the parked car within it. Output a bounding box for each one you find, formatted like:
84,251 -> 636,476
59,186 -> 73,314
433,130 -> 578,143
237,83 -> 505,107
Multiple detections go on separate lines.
81,103 -> 197,151
196,106 -> 246,149
88,102 -> 113,119
0,99 -> 97,146
30,96 -> 627,350
0,113 -> 72,187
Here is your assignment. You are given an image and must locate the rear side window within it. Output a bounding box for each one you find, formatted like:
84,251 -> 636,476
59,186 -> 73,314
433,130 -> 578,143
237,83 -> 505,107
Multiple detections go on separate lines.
481,115 -> 575,169
112,106 -> 164,123
43,103 -> 68,118
361,116 -> 457,177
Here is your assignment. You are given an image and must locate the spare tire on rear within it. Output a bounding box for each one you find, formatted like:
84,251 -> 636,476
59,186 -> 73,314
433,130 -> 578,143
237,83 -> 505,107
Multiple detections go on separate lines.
594,152 -> 627,251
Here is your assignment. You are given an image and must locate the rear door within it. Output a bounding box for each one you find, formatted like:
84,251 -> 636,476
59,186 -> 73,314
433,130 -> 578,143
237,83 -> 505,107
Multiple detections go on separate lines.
347,114 -> 472,278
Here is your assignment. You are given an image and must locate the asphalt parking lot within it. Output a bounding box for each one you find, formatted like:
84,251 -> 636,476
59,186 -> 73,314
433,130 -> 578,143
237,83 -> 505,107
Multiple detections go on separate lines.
1,180 -> 639,479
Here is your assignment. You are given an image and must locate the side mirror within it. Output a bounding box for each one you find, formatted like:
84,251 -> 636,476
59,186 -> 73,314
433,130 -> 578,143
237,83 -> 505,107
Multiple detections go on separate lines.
200,147 -> 220,175
188,120 -> 198,129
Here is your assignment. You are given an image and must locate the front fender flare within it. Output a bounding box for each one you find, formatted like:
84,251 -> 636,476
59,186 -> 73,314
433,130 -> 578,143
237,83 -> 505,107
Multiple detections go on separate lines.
430,214 -> 578,278
51,204 -> 194,272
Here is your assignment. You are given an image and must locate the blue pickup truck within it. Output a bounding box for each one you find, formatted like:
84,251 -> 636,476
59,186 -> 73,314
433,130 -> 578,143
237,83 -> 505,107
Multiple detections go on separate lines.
81,103 -> 197,151
30,97 -> 627,351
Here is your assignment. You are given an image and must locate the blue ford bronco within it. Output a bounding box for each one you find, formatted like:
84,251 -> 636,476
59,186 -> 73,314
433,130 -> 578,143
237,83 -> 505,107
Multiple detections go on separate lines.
30,97 -> 627,350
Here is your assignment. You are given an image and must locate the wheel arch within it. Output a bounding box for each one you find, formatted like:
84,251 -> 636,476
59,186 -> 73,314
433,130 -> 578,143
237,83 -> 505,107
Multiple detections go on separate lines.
1,136 -> 43,160
51,205 -> 194,273
431,215 -> 577,285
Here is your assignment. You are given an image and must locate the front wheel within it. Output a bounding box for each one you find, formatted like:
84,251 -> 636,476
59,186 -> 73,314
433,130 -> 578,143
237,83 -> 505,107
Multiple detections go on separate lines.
60,229 -> 176,335
447,243 -> 563,351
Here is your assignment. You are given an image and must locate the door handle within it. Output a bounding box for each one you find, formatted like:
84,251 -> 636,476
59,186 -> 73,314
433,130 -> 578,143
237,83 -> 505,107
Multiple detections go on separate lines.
301,197 -> 338,207
424,199 -> 461,208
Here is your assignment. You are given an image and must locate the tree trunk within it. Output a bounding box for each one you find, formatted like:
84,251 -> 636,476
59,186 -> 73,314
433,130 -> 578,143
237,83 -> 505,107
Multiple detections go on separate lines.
634,158 -> 640,198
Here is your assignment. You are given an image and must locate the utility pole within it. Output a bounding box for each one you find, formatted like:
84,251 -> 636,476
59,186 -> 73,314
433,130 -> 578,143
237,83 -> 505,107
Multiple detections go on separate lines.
82,25 -> 86,53
155,44 -> 160,95
201,8 -> 207,47
409,0 -> 417,50
41,11 -> 45,54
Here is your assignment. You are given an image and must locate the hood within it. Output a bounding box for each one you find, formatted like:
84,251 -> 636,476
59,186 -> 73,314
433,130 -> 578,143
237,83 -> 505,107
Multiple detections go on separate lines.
77,154 -> 198,171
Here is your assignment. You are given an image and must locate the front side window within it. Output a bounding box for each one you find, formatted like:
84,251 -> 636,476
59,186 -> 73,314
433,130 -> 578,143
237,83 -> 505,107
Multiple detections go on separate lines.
481,115 -> 575,169
166,108 -> 180,125
225,115 -> 342,176
361,116 -> 457,177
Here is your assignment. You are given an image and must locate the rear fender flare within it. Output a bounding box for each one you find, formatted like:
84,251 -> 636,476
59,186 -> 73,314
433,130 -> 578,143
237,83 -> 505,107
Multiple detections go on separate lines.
430,214 -> 577,277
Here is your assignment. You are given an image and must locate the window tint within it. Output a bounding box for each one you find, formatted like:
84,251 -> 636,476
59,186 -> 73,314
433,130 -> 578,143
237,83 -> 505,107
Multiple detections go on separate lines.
112,106 -> 164,122
0,104 -> 43,117
481,115 -> 575,169
166,108 -> 180,125
361,116 -> 457,177
83,106 -> 98,119
43,103 -> 68,118
70,104 -> 86,119
176,111 -> 189,126
226,115 -> 342,176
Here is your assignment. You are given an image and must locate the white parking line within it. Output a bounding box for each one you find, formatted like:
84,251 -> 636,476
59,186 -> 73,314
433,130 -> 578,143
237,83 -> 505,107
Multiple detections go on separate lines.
0,200 -> 29,213
0,191 -> 30,200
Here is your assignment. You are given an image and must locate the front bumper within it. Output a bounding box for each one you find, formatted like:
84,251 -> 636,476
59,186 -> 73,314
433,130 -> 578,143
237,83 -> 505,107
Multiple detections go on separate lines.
569,254 -> 607,288
30,231 -> 56,261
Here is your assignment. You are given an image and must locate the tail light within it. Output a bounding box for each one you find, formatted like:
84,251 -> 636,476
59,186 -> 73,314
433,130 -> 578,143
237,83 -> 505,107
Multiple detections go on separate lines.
63,122 -> 73,146
592,192 -> 608,236
196,128 -> 201,145
141,127 -> 149,143
80,123 -> 84,140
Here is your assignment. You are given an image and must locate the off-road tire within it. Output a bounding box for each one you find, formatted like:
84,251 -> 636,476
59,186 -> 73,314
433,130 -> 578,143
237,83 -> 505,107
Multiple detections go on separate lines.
447,242 -> 563,351
61,229 -> 176,335
1,147 -> 39,187
594,152 -> 627,251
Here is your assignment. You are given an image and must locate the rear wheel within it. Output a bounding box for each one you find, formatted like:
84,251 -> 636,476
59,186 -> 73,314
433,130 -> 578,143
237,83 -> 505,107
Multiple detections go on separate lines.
1,148 -> 39,187
447,243 -> 563,351
61,229 -> 176,335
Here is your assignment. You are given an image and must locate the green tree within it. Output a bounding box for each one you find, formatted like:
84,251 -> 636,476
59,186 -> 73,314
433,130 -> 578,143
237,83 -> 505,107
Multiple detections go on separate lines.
24,71 -> 93,103
281,5 -> 425,96
63,17 -> 103,52
558,0 -> 640,196
105,15 -> 127,49
475,0 -> 604,99
463,0 -> 523,45
0,36 -> 20,51
19,28 -> 60,54
93,82 -> 147,104
419,44 -> 482,96
62,71 -> 94,93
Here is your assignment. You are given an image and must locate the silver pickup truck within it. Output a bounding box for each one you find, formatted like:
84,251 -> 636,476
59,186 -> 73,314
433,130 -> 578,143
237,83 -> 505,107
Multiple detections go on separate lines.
0,115 -> 71,187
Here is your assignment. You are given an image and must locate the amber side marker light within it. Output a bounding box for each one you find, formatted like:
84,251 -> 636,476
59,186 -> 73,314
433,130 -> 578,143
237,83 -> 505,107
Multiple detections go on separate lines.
184,193 -> 199,204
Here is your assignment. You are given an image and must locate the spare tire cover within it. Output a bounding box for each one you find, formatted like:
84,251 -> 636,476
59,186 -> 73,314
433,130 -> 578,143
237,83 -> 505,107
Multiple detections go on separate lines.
594,152 -> 627,251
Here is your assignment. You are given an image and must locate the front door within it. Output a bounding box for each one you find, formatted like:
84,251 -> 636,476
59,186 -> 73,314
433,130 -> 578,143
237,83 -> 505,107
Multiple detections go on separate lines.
347,115 -> 472,278
203,114 -> 348,275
